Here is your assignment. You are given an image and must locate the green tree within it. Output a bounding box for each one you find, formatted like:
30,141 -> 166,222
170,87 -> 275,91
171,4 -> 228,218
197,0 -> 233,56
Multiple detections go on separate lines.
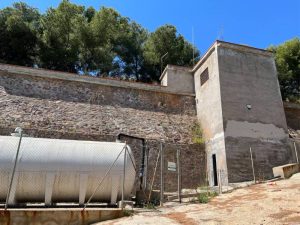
0,2 -> 200,83
83,6 -> 95,23
143,25 -> 199,81
0,2 -> 40,66
86,7 -> 130,76
116,22 -> 148,80
268,38 -> 300,102
38,0 -> 85,73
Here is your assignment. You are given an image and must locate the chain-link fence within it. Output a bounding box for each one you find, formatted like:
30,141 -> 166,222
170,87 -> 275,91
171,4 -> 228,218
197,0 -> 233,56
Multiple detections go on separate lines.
144,141 -> 300,205
0,129 -> 136,209
142,141 -> 207,205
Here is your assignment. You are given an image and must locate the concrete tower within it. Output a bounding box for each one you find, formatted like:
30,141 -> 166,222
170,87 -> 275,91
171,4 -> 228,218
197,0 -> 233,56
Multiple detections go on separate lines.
162,41 -> 293,186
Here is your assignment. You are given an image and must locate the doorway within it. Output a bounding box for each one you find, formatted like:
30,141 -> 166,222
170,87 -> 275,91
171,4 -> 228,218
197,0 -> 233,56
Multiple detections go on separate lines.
212,154 -> 218,186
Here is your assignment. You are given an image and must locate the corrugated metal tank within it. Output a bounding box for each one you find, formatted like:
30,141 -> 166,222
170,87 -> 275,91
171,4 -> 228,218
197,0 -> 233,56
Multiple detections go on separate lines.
0,136 -> 136,206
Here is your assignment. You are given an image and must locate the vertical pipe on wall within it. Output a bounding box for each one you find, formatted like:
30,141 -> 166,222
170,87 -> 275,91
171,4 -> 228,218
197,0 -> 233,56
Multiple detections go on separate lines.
177,148 -> 181,203
143,144 -> 148,190
160,142 -> 164,206
116,133 -> 146,190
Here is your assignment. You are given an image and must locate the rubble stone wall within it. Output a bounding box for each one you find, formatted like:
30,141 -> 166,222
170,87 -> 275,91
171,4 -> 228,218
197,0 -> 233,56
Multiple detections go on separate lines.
0,67 -> 206,191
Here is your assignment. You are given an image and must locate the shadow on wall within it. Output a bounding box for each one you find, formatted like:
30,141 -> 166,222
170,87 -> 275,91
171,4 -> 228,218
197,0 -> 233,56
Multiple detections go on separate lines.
226,137 -> 294,183
284,102 -> 300,131
0,73 -> 196,115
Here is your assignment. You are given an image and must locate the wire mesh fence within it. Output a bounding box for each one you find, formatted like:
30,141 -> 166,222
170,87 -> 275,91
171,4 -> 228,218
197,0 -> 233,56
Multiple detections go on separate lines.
1,128 -> 298,209
143,141 -> 207,205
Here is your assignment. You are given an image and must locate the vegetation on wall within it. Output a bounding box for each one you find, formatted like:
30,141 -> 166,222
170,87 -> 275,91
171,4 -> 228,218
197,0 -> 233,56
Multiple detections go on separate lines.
0,1 -> 200,82
191,122 -> 205,144
268,38 -> 300,103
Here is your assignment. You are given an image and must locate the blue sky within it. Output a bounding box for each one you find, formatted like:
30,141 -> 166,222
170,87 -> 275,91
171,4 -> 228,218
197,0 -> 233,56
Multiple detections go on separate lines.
1,0 -> 299,54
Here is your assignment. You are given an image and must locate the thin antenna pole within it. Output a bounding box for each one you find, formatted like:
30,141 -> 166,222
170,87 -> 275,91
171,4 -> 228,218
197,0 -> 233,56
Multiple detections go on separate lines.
218,25 -> 224,41
192,26 -> 195,66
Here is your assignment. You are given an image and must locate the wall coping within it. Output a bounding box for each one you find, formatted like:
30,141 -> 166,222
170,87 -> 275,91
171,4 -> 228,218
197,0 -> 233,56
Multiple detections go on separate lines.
0,63 -> 195,97
159,64 -> 192,81
192,40 -> 273,72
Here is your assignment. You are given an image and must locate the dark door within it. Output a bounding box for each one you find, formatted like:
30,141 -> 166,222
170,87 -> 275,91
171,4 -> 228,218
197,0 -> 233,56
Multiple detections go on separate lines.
212,154 -> 218,186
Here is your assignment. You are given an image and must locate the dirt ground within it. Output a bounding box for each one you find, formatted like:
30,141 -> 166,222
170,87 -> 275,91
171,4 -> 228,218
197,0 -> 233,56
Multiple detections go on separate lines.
96,173 -> 300,225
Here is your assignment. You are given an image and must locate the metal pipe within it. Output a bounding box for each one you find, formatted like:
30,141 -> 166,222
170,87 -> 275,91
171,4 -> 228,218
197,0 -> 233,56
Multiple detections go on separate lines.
143,144 -> 148,190
117,133 -> 146,190
249,147 -> 256,183
294,142 -> 299,164
160,142 -> 164,206
127,149 -> 137,172
5,129 -> 23,209
177,148 -> 181,203
148,148 -> 161,202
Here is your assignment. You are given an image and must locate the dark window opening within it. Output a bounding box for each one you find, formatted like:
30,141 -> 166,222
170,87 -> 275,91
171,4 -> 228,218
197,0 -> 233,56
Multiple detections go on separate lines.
200,68 -> 209,86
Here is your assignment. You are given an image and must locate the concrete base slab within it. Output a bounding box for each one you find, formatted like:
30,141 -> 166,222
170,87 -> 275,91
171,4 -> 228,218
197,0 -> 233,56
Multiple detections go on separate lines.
0,208 -> 124,225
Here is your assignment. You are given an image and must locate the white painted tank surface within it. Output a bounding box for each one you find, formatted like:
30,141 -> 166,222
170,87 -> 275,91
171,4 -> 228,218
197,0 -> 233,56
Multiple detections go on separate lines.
0,136 -> 136,206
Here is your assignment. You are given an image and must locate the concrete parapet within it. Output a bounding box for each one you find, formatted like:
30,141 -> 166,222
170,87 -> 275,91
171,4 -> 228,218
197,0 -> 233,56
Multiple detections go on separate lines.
273,163 -> 300,179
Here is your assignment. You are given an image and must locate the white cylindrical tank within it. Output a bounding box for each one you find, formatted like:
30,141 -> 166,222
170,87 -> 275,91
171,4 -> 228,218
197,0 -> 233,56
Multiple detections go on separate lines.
0,136 -> 136,206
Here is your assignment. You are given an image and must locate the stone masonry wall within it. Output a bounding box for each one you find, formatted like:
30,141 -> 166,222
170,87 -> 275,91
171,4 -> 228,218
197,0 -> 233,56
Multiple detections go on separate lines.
284,102 -> 300,131
0,66 -> 206,192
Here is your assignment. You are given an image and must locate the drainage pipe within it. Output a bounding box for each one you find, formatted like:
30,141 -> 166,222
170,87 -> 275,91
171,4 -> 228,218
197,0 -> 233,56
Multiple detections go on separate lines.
117,133 -> 147,190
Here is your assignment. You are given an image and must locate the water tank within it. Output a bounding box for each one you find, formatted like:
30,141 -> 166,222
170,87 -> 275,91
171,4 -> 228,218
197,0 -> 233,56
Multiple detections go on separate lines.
0,136 -> 136,206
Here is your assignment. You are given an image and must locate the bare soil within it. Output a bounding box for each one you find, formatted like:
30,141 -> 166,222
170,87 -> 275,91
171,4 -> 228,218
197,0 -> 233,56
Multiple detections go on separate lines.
96,173 -> 300,225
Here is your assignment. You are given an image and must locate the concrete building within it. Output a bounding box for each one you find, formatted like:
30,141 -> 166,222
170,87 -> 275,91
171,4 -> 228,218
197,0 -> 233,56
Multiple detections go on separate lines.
161,40 -> 294,185
0,40 -> 297,189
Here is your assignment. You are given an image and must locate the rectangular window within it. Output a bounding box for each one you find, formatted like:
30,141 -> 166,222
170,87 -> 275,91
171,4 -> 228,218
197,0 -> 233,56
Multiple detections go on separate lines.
200,68 -> 209,86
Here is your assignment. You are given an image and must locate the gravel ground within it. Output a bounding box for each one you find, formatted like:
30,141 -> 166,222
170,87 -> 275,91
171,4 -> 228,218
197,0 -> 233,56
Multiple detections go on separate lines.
95,173 -> 300,225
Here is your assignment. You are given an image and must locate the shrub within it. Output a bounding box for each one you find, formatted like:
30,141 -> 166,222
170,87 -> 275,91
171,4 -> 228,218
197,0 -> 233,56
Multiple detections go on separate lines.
198,193 -> 209,203
192,122 -> 205,144
197,191 -> 218,204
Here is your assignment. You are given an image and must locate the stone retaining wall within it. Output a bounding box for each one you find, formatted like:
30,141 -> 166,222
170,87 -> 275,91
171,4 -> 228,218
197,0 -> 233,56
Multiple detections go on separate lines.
0,66 -> 205,192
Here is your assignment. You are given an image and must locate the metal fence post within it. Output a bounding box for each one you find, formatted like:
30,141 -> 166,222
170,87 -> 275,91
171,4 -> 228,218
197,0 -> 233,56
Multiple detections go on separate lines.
148,148 -> 161,202
143,143 -> 148,190
160,142 -> 164,206
5,128 -> 23,209
249,147 -> 256,183
121,144 -> 127,209
294,142 -> 299,164
177,148 -> 181,203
